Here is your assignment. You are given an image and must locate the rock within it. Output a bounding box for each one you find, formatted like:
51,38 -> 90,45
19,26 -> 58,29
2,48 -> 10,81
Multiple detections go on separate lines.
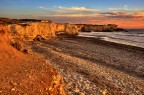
100,89 -> 107,95
10,40 -> 31,54
33,35 -> 45,41
75,24 -> 125,32
8,22 -> 79,41
74,87 -> 80,92
11,88 -> 16,91
48,74 -> 66,95
64,23 -> 79,36
114,28 -> 126,31
10,41 -> 24,51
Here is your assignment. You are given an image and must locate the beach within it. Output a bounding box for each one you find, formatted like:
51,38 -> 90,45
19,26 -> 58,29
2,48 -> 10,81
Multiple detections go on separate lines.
28,36 -> 144,95
1,0 -> 144,94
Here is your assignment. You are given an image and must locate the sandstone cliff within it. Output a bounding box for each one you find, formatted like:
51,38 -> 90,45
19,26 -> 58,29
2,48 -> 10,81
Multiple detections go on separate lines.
8,22 -> 78,41
0,24 -> 65,95
76,24 -> 125,32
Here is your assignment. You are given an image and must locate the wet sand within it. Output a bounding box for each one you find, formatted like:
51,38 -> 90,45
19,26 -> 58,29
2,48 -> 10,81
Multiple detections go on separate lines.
28,36 -> 144,95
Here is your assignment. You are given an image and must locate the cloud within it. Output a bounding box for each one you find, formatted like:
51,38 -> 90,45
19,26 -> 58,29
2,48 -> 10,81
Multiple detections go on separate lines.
108,5 -> 129,11
99,11 -> 144,19
138,9 -> 144,12
123,5 -> 128,10
57,6 -> 98,12
107,15 -> 143,19
38,6 -> 99,16
99,12 -> 117,15
38,6 -> 45,9
35,6 -> 144,28
31,12 -> 144,29
108,8 -> 119,11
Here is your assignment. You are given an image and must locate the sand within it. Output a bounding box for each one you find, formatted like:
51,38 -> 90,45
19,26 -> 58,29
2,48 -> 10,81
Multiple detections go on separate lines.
28,36 -> 144,95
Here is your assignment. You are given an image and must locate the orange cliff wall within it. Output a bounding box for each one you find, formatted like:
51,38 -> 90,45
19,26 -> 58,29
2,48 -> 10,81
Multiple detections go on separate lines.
8,22 -> 79,40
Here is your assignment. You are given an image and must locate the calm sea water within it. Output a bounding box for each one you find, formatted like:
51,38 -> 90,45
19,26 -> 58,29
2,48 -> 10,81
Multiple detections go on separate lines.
79,29 -> 144,48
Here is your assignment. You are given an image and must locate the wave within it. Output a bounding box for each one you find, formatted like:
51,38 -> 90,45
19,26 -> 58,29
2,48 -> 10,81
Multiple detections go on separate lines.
79,31 -> 144,48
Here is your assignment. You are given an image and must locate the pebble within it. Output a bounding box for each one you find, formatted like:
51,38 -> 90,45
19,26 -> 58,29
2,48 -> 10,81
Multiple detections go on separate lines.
74,87 -> 80,92
11,88 -> 16,91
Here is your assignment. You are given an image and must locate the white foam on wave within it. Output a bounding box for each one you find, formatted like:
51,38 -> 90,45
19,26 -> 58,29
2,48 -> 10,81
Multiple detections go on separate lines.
79,31 -> 144,48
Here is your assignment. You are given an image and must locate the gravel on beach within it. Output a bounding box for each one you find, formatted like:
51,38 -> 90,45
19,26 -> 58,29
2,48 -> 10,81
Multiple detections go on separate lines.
29,37 -> 144,95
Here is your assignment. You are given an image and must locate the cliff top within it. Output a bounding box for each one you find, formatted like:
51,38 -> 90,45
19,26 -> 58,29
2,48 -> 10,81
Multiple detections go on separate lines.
0,17 -> 52,24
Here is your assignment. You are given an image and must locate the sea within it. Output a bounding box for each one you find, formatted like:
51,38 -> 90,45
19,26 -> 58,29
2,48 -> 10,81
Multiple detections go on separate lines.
78,29 -> 144,48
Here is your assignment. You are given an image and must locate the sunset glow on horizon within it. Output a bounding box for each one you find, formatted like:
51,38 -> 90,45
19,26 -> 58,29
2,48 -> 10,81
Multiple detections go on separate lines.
0,0 -> 144,29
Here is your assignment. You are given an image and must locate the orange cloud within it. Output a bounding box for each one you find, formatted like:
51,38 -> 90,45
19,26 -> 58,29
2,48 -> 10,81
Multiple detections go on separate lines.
35,7 -> 144,29
35,14 -> 144,29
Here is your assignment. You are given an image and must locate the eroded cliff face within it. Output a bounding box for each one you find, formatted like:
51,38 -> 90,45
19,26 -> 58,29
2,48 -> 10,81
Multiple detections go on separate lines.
8,22 -> 78,41
0,24 -> 66,95
65,24 -> 78,36
76,24 -> 124,32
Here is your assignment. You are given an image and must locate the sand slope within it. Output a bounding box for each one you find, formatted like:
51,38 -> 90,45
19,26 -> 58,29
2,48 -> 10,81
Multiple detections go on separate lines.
0,25 -> 65,94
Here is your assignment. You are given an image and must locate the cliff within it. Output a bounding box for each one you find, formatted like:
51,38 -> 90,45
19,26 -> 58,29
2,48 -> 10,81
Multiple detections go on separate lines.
0,24 -> 65,94
8,22 -> 78,41
76,24 -> 125,32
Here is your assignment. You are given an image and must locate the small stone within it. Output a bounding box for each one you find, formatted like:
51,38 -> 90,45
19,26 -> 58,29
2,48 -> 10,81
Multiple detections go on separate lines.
74,87 -> 80,92
29,76 -> 32,78
13,82 -> 17,86
45,88 -> 48,91
100,89 -> 107,95
11,88 -> 15,91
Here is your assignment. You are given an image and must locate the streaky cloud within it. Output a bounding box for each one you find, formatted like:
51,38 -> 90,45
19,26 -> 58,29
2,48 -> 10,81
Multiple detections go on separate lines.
38,6 -> 99,16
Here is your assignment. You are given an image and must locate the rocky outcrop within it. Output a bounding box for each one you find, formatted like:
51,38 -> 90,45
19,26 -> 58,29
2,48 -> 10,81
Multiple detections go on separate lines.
76,24 -> 125,32
8,22 -> 78,41
0,24 -> 66,95
65,23 -> 78,36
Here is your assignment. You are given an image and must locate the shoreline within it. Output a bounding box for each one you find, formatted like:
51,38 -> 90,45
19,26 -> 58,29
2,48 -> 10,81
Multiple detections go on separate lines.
78,31 -> 144,50
77,36 -> 144,53
76,36 -> 144,52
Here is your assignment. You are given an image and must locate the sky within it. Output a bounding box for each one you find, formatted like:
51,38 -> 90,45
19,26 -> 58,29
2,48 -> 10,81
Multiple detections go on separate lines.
0,0 -> 144,29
